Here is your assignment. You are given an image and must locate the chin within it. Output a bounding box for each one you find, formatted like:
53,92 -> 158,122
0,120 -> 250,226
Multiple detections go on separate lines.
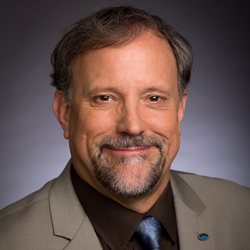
93,155 -> 166,198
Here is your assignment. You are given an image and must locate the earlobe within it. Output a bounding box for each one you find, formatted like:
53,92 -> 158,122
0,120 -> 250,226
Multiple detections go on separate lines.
178,90 -> 188,134
53,90 -> 71,139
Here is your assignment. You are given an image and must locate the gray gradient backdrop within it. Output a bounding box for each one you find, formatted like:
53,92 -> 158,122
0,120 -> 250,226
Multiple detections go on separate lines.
1,0 -> 249,210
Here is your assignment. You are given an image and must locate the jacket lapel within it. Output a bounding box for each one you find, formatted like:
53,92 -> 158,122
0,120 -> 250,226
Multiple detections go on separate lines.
49,161 -> 102,250
48,161 -> 216,249
170,171 -> 215,250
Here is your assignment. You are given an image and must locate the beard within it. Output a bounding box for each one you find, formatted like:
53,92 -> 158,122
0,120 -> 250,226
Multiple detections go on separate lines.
90,134 -> 168,197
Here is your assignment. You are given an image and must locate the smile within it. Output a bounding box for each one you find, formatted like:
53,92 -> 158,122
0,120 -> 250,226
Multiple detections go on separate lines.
105,146 -> 151,154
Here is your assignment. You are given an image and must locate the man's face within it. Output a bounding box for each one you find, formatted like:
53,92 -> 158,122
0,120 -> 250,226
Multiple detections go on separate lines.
56,32 -> 187,200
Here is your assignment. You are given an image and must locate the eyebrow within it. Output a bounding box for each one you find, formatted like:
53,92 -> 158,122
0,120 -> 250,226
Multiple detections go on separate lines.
88,86 -> 172,97
144,87 -> 172,98
88,87 -> 119,95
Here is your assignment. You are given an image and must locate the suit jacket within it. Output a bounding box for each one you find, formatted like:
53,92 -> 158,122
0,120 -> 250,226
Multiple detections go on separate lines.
0,160 -> 249,250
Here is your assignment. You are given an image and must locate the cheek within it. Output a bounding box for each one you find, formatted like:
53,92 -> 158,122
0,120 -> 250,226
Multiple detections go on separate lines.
70,109 -> 116,145
69,109 -> 116,171
147,111 -> 181,158
147,111 -> 180,137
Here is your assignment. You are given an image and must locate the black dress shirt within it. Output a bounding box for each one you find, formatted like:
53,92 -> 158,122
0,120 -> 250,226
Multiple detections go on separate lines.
71,165 -> 179,250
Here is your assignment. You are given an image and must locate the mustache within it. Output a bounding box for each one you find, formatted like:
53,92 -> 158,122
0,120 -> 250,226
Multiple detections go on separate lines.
96,134 -> 165,154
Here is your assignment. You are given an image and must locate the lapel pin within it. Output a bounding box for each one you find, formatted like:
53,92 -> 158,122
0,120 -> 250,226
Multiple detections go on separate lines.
197,233 -> 209,241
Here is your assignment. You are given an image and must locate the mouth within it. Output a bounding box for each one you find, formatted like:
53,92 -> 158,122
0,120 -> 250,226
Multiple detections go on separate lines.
96,135 -> 164,159
104,146 -> 151,155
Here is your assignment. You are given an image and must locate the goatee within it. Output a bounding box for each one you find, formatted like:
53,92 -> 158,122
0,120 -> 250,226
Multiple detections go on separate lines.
90,134 -> 168,197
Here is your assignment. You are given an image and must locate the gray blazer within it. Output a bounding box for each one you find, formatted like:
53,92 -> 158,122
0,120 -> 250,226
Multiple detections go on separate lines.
0,160 -> 249,250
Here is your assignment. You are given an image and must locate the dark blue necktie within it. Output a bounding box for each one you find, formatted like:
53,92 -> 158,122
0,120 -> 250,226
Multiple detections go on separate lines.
135,216 -> 162,250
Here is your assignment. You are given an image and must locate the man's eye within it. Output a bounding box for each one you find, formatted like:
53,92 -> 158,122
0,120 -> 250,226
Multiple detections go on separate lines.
98,95 -> 110,101
149,96 -> 160,101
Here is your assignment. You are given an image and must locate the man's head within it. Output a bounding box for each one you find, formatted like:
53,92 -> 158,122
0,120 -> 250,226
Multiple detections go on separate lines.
51,6 -> 193,103
52,6 -> 193,210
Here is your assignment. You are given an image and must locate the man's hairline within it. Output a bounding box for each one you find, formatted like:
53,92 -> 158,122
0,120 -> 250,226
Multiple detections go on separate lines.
62,31 -> 184,105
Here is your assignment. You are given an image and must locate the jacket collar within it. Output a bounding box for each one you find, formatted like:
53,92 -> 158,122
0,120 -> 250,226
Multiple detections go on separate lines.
48,160 -> 102,250
48,161 -> 215,250
170,170 -> 215,250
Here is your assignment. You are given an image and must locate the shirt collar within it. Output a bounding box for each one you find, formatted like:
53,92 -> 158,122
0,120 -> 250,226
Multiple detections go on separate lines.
71,164 -> 177,250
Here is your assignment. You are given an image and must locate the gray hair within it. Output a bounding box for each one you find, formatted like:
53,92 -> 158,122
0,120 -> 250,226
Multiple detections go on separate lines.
51,6 -> 193,103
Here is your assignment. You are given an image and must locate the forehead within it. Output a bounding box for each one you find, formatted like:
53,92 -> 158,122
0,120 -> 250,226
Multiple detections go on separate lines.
72,32 -> 177,93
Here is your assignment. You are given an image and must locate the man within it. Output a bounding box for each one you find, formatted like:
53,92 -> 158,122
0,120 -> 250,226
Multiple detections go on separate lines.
0,6 -> 249,250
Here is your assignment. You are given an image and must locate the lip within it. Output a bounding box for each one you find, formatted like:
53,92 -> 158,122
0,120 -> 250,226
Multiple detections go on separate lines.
106,146 -> 151,154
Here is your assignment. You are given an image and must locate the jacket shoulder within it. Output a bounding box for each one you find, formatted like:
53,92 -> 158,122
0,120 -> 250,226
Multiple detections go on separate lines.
171,170 -> 250,198
170,170 -> 250,219
0,179 -> 69,249
0,179 -> 53,218
170,171 -> 250,249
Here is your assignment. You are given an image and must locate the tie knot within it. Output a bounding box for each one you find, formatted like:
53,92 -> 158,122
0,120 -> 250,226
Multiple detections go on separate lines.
135,216 -> 162,250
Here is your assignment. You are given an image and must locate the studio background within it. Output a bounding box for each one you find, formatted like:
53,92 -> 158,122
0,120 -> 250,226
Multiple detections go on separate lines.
0,0 -> 249,210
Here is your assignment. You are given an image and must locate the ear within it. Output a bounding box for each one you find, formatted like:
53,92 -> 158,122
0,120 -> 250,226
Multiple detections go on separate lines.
177,89 -> 188,135
53,90 -> 71,139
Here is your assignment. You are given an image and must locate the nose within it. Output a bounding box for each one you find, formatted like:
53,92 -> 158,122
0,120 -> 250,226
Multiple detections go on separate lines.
116,101 -> 146,136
